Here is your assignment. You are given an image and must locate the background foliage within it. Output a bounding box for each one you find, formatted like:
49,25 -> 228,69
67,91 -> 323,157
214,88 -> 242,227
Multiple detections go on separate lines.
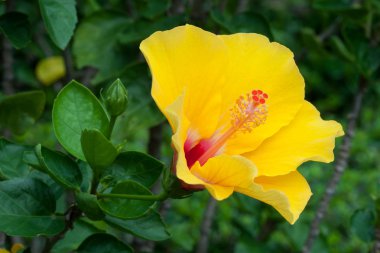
0,0 -> 379,252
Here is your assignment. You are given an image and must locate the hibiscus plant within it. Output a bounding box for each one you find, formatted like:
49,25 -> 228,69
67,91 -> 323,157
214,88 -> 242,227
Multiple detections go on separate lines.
0,25 -> 343,252
1,1 -> 379,253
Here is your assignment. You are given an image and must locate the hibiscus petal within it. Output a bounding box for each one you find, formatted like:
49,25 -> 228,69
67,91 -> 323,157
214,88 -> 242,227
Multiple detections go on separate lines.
236,171 -> 312,224
191,155 -> 257,200
218,33 -> 305,154
244,101 -> 344,176
140,25 -> 227,138
165,94 -> 204,185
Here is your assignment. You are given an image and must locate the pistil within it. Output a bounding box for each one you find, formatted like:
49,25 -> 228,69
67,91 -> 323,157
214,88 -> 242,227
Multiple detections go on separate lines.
185,89 -> 269,168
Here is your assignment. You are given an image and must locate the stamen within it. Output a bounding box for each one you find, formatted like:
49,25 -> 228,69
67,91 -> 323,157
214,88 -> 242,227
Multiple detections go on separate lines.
185,89 -> 269,168
230,89 -> 268,133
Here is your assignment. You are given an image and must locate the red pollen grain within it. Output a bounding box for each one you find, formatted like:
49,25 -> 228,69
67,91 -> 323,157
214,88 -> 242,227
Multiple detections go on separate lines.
263,93 -> 268,99
253,96 -> 259,101
257,90 -> 263,95
252,90 -> 258,95
260,98 -> 265,104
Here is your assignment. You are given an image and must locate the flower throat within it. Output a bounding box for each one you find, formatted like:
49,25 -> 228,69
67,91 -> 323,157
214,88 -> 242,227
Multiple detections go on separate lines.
185,89 -> 269,168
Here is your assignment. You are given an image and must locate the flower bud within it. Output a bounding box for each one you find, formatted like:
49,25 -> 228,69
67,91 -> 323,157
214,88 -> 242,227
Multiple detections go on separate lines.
103,79 -> 128,117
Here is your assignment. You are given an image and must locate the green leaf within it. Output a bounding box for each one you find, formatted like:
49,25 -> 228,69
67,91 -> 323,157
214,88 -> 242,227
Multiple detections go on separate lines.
23,151 -> 41,170
133,0 -> 171,19
81,129 -> 118,176
0,12 -> 31,49
75,192 -> 105,221
118,15 -> 184,45
106,210 -> 170,241
301,28 -> 324,54
0,91 -> 46,135
98,180 -> 155,219
342,24 -> 367,53
169,222 -> 195,251
35,144 -> 82,190
103,151 -> 164,188
330,36 -> 355,62
77,233 -> 133,253
78,161 -> 93,193
0,178 -> 65,237
52,219 -> 102,253
313,0 -> 359,11
211,10 -> 273,40
39,0 -> 77,49
341,24 -> 380,76
351,208 -> 376,242
28,170 -> 64,200
53,80 -> 109,160
72,11 -> 129,84
0,138 -> 31,179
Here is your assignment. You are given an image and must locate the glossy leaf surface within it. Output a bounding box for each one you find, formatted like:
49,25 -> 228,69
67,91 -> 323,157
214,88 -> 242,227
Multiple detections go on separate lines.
0,178 -> 65,236
39,0 -> 77,49
104,151 -> 164,188
77,233 -> 133,253
35,145 -> 82,190
106,210 -> 170,241
53,80 -> 109,160
81,129 -> 118,176
98,180 -> 155,219
0,12 -> 31,48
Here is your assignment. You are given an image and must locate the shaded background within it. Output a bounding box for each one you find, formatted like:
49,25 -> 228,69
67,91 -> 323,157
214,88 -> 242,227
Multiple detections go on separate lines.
0,0 -> 379,252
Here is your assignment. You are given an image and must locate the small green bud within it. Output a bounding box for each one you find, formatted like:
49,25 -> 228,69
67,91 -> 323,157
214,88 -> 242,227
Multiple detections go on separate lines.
103,79 -> 128,117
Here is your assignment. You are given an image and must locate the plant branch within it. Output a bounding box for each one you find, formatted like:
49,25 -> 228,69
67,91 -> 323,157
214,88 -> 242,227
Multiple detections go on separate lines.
1,0 -> 14,95
0,233 -> 7,247
79,67 -> 97,86
302,77 -> 367,253
168,0 -> 185,15
237,0 -> 249,13
189,0 -> 206,24
97,191 -> 168,201
63,47 -> 74,83
374,227 -> 380,253
35,24 -> 53,57
1,39 -> 14,95
316,0 -> 359,42
42,205 -> 82,253
318,18 -> 342,42
196,197 -> 218,253
148,123 -> 163,160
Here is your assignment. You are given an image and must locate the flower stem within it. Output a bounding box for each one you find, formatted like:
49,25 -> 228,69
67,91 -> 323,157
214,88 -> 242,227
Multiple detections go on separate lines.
97,191 -> 168,201
106,115 -> 117,139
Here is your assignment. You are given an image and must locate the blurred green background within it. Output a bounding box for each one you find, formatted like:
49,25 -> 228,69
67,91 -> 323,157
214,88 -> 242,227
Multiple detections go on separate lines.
0,0 -> 379,252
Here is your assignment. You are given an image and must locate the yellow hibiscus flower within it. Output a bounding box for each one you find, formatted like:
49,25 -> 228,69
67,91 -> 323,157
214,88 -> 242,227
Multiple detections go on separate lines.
140,25 -> 343,224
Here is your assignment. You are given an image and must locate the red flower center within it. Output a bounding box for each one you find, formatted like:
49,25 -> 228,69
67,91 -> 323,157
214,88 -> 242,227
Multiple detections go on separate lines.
184,89 -> 269,168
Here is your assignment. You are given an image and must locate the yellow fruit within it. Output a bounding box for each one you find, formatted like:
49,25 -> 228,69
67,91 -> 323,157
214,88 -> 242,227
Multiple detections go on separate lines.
36,56 -> 66,86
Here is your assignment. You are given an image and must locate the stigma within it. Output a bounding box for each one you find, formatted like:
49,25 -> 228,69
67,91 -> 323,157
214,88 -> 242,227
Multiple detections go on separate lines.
185,89 -> 269,168
230,89 -> 268,133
